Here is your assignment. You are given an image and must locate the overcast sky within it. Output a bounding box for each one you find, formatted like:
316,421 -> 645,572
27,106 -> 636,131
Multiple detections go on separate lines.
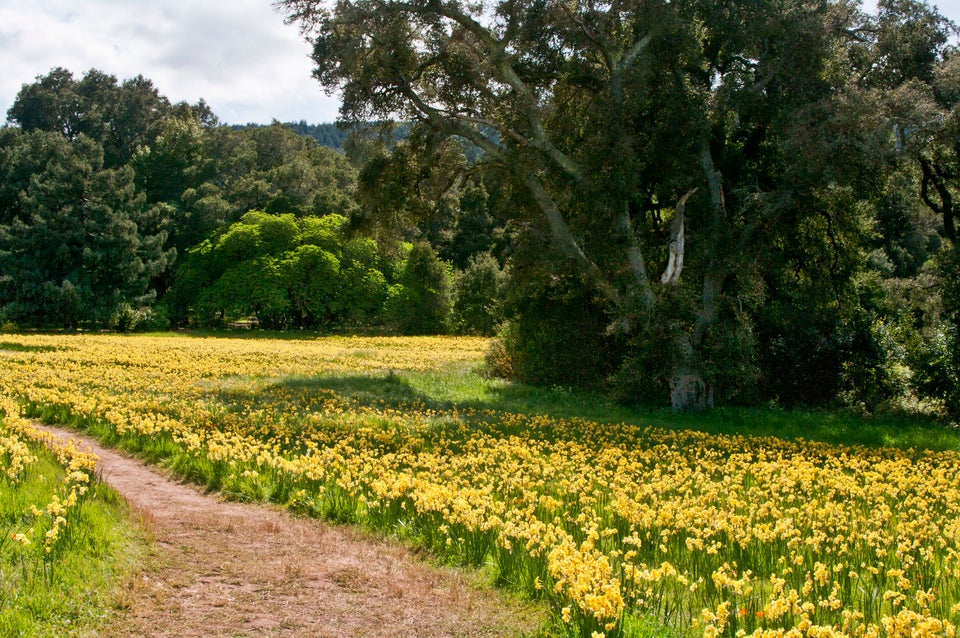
1,0 -> 959,127
0,0 -> 341,125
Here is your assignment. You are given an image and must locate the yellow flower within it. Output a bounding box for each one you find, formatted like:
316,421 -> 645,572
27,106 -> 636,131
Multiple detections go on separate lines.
12,532 -> 31,546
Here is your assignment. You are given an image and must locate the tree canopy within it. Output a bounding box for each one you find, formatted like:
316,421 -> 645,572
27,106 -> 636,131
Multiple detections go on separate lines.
281,0 -> 959,411
0,128 -> 172,328
0,68 -> 365,332
170,211 -> 391,329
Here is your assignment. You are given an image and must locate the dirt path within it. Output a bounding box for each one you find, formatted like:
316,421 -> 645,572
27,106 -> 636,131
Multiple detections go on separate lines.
36,424 -> 542,638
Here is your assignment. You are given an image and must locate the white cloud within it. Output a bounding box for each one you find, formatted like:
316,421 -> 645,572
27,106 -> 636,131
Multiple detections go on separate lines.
2,0 -> 958,126
863,0 -> 960,24
0,0 -> 341,125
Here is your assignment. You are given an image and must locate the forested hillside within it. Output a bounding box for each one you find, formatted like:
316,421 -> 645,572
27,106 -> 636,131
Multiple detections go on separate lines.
234,121 -> 351,150
1,0 -> 958,416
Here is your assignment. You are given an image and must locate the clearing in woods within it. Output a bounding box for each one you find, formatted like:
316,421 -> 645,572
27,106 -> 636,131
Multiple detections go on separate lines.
34,423 -> 542,637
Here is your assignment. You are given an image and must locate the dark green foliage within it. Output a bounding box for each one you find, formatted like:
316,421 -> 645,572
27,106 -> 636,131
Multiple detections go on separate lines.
387,242 -> 453,335
267,121 -> 350,149
757,302 -> 846,408
437,181 -> 503,270
6,67 -> 179,169
2,69 -> 363,330
111,301 -> 170,333
348,131 -> 471,250
281,0 -> 927,410
865,0 -> 954,88
452,252 -> 506,336
607,334 -> 675,408
922,246 -> 960,415
0,129 -> 172,329
939,246 -> 960,326
496,276 -> 621,389
6,24 -> 960,420
131,116 -> 206,207
136,120 -> 360,256
871,177 -> 942,278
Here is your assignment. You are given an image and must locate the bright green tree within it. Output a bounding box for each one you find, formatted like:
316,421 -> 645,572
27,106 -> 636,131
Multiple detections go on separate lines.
170,212 -> 391,329
387,242 -> 454,335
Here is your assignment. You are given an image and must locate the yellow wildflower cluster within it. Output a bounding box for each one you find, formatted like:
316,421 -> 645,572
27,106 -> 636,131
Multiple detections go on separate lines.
1,392 -> 98,564
1,334 -> 958,638
0,423 -> 36,482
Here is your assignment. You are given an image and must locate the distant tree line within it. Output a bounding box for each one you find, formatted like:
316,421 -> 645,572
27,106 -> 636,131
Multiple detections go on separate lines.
0,68 -> 501,337
234,121 -> 350,150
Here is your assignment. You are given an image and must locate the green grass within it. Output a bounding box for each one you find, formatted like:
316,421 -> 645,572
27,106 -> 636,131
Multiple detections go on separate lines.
292,364 -> 960,453
642,406 -> 960,450
0,442 -> 145,637
23,328 -> 960,453
0,341 -> 60,353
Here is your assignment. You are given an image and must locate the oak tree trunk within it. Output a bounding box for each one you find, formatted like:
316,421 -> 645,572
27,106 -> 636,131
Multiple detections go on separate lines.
669,370 -> 714,411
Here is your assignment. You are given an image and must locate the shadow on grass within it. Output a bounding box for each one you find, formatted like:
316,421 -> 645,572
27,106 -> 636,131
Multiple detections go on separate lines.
0,341 -> 62,353
203,371 -> 443,421
265,370 -> 624,419
642,406 -> 960,451
182,348 -> 960,453
278,372 -> 428,407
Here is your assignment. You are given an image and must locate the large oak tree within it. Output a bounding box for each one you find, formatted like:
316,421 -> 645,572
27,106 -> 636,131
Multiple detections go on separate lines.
280,0 -> 895,408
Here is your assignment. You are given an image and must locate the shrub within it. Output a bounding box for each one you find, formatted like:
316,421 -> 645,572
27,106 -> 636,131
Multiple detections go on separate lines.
496,277 -> 620,389
387,242 -> 453,335
452,252 -> 506,336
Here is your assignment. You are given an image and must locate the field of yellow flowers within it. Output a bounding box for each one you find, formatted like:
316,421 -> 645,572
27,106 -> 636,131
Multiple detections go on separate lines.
1,333 -> 958,638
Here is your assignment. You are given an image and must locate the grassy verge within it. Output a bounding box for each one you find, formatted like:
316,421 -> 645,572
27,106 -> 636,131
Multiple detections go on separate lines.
0,411 -> 145,637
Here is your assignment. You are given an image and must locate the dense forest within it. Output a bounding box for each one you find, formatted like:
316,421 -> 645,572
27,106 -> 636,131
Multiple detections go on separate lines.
234,121 -> 351,150
1,0 -> 958,416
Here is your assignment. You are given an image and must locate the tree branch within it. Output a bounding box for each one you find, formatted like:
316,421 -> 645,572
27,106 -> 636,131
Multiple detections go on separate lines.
919,155 -> 957,243
660,188 -> 697,286
398,0 -> 588,183
699,142 -> 725,221
620,32 -> 654,71
522,172 -> 620,303
434,110 -> 529,146
396,81 -> 506,159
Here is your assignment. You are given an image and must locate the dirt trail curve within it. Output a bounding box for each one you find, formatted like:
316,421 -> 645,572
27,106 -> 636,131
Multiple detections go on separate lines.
35,424 -> 542,638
